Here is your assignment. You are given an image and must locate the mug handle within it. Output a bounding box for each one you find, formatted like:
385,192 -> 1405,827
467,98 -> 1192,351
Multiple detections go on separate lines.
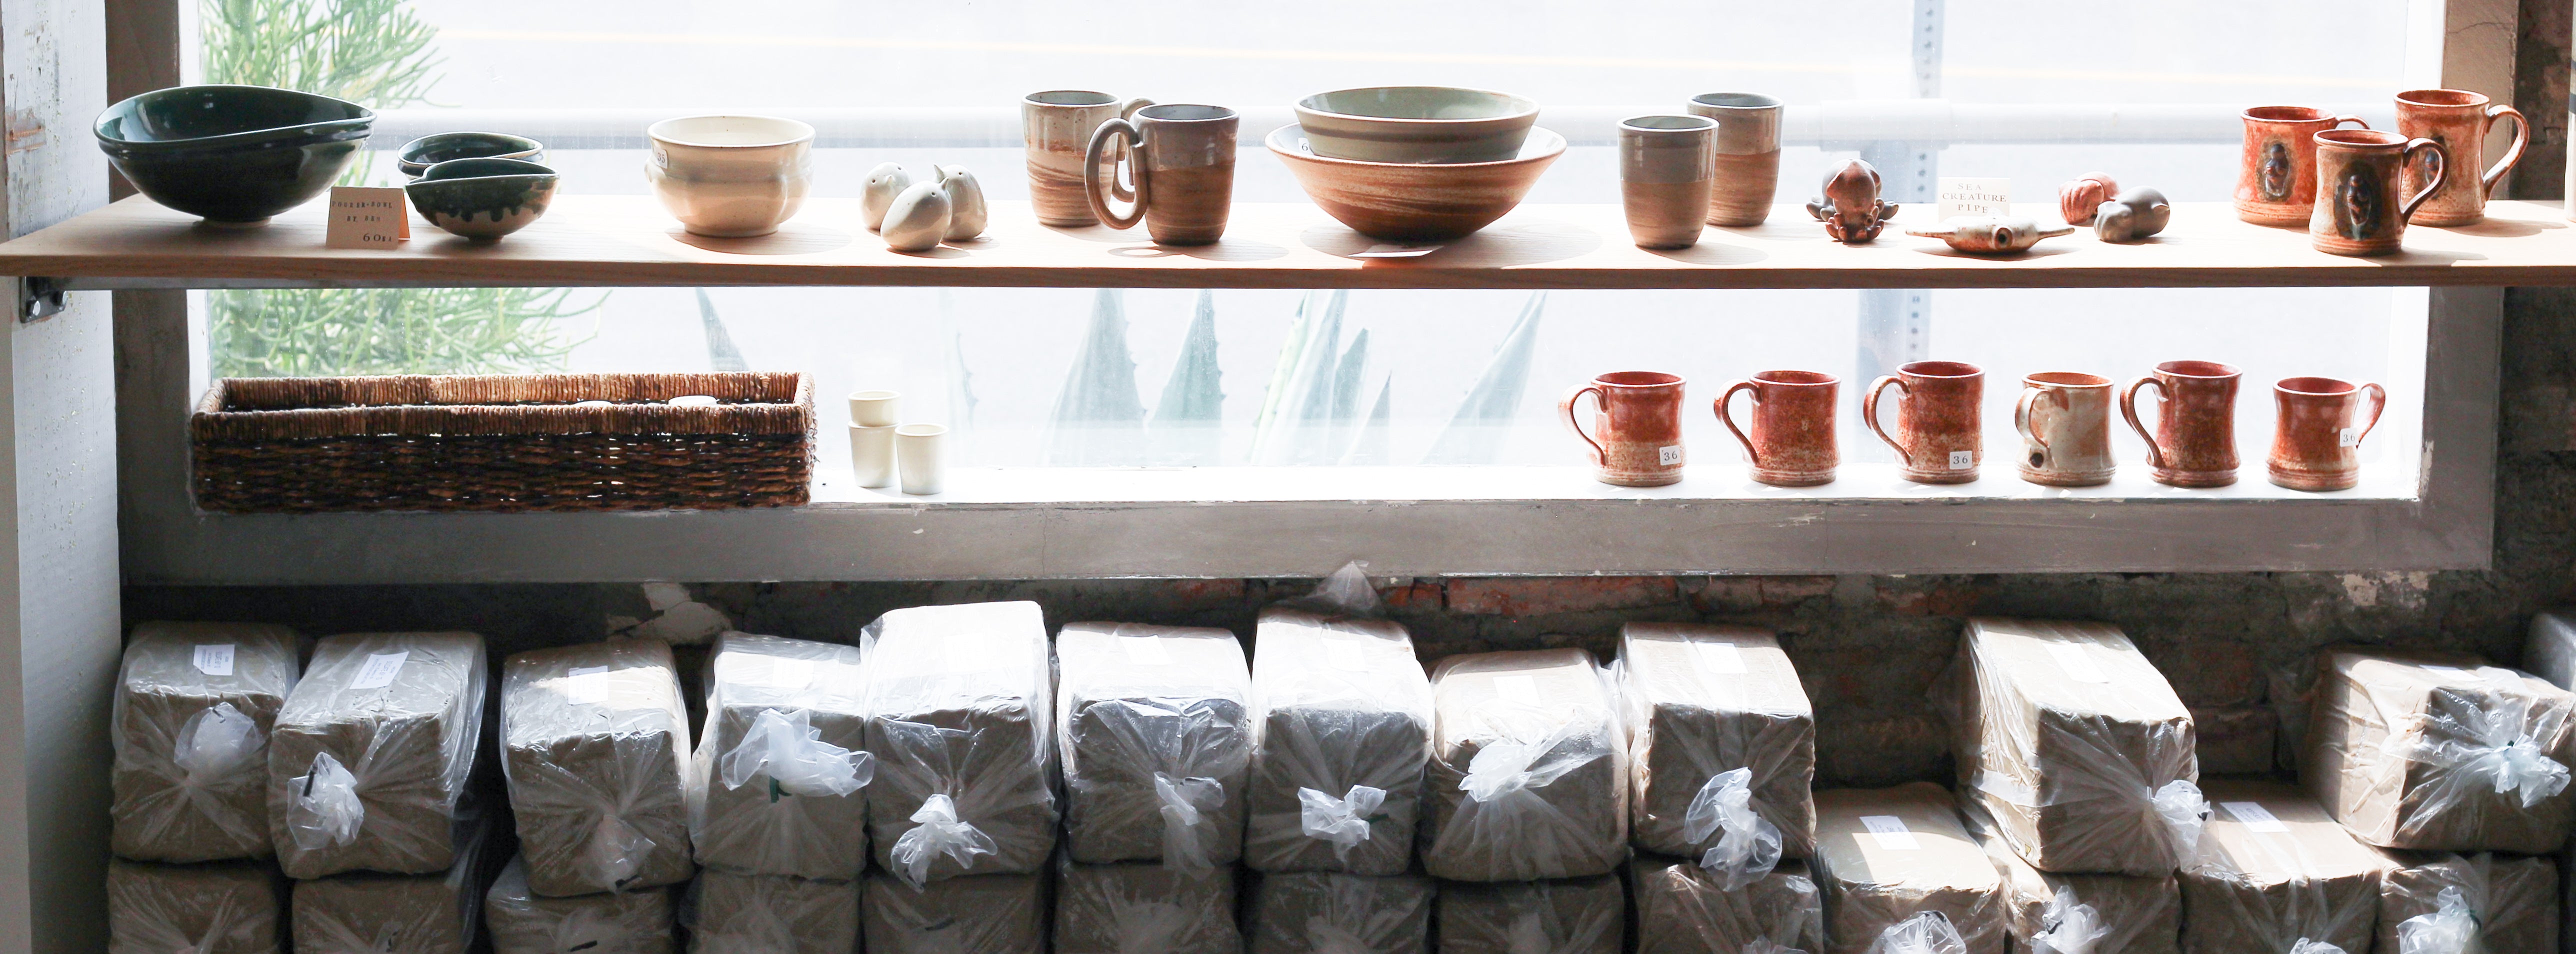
1104,98 -> 1156,203
1862,376 -> 1909,460
1714,380 -> 1760,467
1084,118 -> 1149,230
2120,377 -> 2167,470
2330,114 -> 2370,131
2478,104 -> 2530,200
2350,382 -> 2388,448
2396,138 -> 2449,222
1560,384 -> 1606,466
2013,387 -> 2046,462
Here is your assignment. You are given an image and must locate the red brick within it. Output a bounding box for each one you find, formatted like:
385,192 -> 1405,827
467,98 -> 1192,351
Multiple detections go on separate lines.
2191,706 -> 2278,774
1692,575 -> 1837,612
1163,578 -> 1247,604
1378,580 -> 1444,611
2146,640 -> 2262,707
1446,576 -> 1680,616
1875,577 -> 1988,616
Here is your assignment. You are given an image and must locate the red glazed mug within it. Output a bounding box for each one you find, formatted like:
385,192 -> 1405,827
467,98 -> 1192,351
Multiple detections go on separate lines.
2395,88 -> 2527,227
2121,360 -> 2243,488
1715,370 -> 1839,486
1864,360 -> 1984,484
1562,371 -> 1687,486
2311,129 -> 2448,257
2268,377 -> 2386,492
2238,106 -> 2369,225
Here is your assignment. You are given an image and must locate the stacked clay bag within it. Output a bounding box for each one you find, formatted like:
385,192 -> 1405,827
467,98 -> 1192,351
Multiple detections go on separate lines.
500,638 -> 696,896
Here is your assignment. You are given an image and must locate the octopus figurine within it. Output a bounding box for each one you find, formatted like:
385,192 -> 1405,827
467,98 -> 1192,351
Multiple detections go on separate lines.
2058,172 -> 2118,225
2092,188 -> 2172,243
1806,159 -> 1898,243
1904,216 -> 2074,254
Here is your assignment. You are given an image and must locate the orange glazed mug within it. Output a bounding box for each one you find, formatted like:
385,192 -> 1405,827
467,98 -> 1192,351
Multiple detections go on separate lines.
2268,376 -> 2386,492
2394,88 -> 2528,226
1562,371 -> 1687,486
2236,106 -> 2369,225
1714,370 -> 1838,486
2310,129 -> 2448,257
1864,360 -> 1984,484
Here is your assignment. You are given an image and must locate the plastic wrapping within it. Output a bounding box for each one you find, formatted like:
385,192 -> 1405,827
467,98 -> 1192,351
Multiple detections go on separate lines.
2372,850 -> 2556,954
860,602 -> 1058,885
1422,648 -> 1626,882
270,632 -> 488,879
860,868 -> 1045,954
1619,624 -> 1816,880
688,870 -> 860,954
1811,783 -> 2008,954
112,622 -> 302,863
2527,610 -> 2576,694
1630,856 -> 1826,954
1962,798 -> 2180,954
1052,859 -> 1239,954
1955,618 -> 2202,876
2304,648 -> 2576,853
690,632 -> 872,880
502,638 -> 694,896
1246,871 -> 1435,954
106,859 -> 284,954
486,855 -> 675,954
1434,874 -> 1622,954
290,804 -> 503,954
1245,607 -> 1434,874
1056,622 -> 1252,870
2178,780 -> 2382,954
1867,913 -> 1969,954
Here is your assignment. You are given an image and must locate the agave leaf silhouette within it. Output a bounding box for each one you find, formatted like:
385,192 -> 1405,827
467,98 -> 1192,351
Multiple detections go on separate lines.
1148,290 -> 1225,465
1340,375 -> 1394,466
694,288 -> 750,372
1256,290 -> 1350,465
1422,292 -> 1546,464
1046,288 -> 1147,465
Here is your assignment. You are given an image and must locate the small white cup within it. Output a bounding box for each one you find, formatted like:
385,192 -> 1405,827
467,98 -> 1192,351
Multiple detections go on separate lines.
896,424 -> 948,495
848,424 -> 898,488
848,390 -> 900,428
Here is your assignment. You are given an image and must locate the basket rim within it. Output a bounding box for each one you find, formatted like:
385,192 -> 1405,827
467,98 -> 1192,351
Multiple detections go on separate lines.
192,371 -> 816,439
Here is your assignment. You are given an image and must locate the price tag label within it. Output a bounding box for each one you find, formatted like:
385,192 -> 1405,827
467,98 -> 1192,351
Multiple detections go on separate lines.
1948,450 -> 1975,470
1936,177 -> 2012,221
350,651 -> 408,689
324,186 -> 411,250
1658,445 -> 1684,467
192,644 -> 235,676
1860,815 -> 1920,850
2339,427 -> 2362,448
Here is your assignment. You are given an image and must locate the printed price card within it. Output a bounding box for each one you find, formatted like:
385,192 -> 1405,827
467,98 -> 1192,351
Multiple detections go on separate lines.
1936,177 -> 2012,221
324,186 -> 410,249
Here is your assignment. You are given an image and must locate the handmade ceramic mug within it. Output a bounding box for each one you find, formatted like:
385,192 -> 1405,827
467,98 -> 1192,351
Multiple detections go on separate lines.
2394,88 -> 2527,226
644,115 -> 814,238
1022,90 -> 1151,227
2120,360 -> 2242,488
1864,361 -> 1984,484
1686,92 -> 1782,226
1618,115 -> 1714,250
2014,372 -> 2114,487
2268,378 -> 2386,492
1562,372 -> 1687,487
1084,104 -> 1238,246
2311,129 -> 2448,256
2236,106 -> 2368,226
1715,370 -> 1838,486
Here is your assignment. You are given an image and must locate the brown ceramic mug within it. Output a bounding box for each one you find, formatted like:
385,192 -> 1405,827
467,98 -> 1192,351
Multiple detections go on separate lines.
2395,88 -> 2527,226
1023,90 -> 1152,227
2236,106 -> 2369,226
2311,129 -> 2448,257
2014,372 -> 2114,487
1716,370 -> 1838,486
2269,377 -> 2386,492
1562,372 -> 1687,487
1084,104 -> 1238,246
2120,360 -> 2242,488
1864,360 -> 1984,484
1620,114 -> 1715,249
1687,92 -> 1782,226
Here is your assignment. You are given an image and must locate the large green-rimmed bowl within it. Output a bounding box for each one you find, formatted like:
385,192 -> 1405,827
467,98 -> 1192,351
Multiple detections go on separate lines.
404,158 -> 559,240
95,85 -> 374,226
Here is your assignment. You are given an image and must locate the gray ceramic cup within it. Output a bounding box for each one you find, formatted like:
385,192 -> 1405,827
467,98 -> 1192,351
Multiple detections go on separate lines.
1688,92 -> 1784,226
1022,90 -> 1151,226
1619,115 -> 1715,250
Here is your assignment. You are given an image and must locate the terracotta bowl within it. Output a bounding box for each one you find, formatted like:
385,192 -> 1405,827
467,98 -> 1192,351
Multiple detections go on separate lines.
1268,124 -> 1564,243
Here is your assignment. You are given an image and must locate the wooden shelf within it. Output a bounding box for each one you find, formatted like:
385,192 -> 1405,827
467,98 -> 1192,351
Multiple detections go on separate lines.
5,196 -> 2571,291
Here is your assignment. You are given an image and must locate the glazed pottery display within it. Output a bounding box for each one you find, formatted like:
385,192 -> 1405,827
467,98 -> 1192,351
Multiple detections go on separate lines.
1806,160 -> 1897,244
1022,90 -> 1152,226
2058,172 -> 2118,225
1086,104 -> 1240,246
2394,88 -> 2528,226
1560,372 -> 1688,487
2236,106 -> 2368,225
2310,129 -> 2448,257
644,114 -> 814,238
402,158 -> 558,240
94,84 -> 374,225
1292,86 -> 1538,164
939,166 -> 988,241
863,163 -> 912,231
396,132 -> 542,178
1864,360 -> 1984,484
1686,92 -> 1782,226
1714,370 -> 1839,486
1270,124 -> 1564,243
2120,360 -> 2242,488
2013,372 -> 2114,487
1618,115 -> 1714,250
2268,378 -> 2385,492
880,180 -> 952,252
2092,188 -> 2171,242
1906,216 -> 2074,254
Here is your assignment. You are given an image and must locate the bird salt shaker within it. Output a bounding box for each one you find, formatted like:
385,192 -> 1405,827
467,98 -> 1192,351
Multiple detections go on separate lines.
881,180 -> 952,252
938,166 -> 988,242
863,162 -> 912,232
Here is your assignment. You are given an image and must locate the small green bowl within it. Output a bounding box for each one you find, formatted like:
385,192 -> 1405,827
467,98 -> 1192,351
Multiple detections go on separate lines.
397,132 -> 545,178
404,158 -> 558,240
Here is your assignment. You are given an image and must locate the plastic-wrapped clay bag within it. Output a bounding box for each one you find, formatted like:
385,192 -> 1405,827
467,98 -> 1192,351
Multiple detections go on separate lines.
1866,912 -> 1968,954
1245,871 -> 1434,954
860,868 -> 1045,954
1422,648 -> 1628,882
1954,618 -> 2202,876
502,638 -> 694,896
688,870 -> 860,954
1052,858 -> 1239,954
1434,874 -> 1623,954
690,632 -> 872,880
2372,850 -> 2556,954
1619,624 -> 1815,886
2178,780 -> 2383,954
1810,784 -> 2008,954
112,622 -> 302,863
1056,622 -> 1252,870
106,858 -> 284,954
292,803 -> 506,954
1244,606 -> 1434,875
268,631 -> 487,879
1630,856 -> 1825,954
2304,648 -> 2576,853
1960,798 -> 2179,954
486,854 -> 674,954
860,601 -> 1057,885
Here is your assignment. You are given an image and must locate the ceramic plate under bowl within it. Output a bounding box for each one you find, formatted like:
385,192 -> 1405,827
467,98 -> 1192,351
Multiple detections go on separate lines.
404,157 -> 560,240
1268,124 -> 1564,243
1292,86 -> 1538,164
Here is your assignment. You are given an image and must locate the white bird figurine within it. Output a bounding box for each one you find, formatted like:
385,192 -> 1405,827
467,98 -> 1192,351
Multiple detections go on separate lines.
862,162 -> 912,232
938,166 -> 988,242
880,180 -> 952,252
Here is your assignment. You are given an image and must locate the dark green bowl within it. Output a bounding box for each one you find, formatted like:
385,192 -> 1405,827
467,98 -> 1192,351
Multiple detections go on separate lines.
96,85 -> 374,224
404,158 -> 559,240
397,132 -> 545,178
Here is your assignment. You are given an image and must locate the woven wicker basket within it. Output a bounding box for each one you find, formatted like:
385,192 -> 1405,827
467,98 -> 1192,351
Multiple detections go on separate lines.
192,372 -> 814,513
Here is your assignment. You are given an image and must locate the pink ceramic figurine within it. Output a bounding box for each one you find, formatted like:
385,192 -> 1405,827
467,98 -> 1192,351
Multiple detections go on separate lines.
2058,172 -> 2118,224
1806,160 -> 1897,244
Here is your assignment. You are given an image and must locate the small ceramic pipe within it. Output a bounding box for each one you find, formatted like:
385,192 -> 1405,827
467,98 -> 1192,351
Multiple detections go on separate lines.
1805,159 -> 1897,243
2094,188 -> 2172,242
1904,216 -> 2074,254
882,180 -> 952,252
863,162 -> 912,231
2058,172 -> 2118,224
939,166 -> 988,241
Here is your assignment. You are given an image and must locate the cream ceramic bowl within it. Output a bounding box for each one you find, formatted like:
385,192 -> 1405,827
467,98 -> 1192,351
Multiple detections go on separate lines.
1292,86 -> 1538,164
646,114 -> 815,237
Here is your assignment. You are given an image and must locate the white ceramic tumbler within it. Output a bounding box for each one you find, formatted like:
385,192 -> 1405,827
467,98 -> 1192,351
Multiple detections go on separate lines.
848,390 -> 900,428
849,424 -> 897,488
896,424 -> 948,495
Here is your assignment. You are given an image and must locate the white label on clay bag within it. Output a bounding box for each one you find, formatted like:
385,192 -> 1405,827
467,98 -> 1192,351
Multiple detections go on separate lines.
1860,815 -> 1920,850
563,665 -> 610,704
350,652 -> 408,689
1323,638 -> 1370,672
2045,642 -> 2110,683
1492,674 -> 1540,704
1120,636 -> 1172,666
2222,800 -> 2288,832
1694,641 -> 1747,675
192,644 -> 235,676
760,657 -> 815,689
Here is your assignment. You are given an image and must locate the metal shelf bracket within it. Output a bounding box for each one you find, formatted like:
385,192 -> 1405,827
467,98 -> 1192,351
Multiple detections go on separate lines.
20,276 -> 66,322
